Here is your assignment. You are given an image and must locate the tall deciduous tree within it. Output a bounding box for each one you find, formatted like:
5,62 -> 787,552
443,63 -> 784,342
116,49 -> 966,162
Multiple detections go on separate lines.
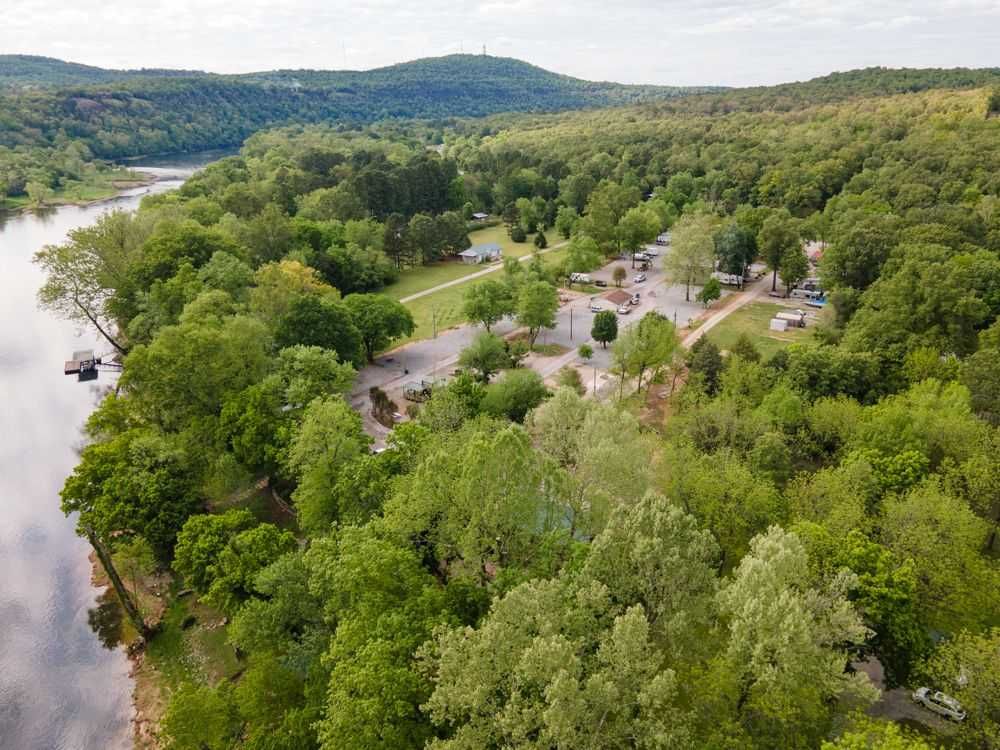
458,332 -> 509,383
758,210 -> 800,292
343,293 -> 414,362
516,280 -> 558,349
462,279 -> 514,332
591,309 -> 618,348
664,211 -> 718,301
717,527 -> 875,746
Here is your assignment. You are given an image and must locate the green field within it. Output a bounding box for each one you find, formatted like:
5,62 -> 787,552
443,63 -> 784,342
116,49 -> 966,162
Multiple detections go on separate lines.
704,301 -> 817,359
393,236 -> 564,344
0,169 -> 149,212
383,225 -> 561,301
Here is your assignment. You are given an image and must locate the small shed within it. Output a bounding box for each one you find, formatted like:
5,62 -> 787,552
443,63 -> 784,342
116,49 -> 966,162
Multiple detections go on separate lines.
471,212 -> 490,221
459,242 -> 502,264
604,289 -> 631,306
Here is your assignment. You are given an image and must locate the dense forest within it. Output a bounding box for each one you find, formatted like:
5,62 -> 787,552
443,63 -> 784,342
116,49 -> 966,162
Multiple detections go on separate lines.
0,54 -> 715,206
35,71 -> 1000,750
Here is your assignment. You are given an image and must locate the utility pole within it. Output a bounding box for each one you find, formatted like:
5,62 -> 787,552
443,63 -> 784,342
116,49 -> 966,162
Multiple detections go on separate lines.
569,307 -> 573,341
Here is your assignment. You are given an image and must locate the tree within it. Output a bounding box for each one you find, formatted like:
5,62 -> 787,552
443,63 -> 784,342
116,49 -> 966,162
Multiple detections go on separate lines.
462,279 -> 514,332
34,210 -> 148,353
730,333 -> 761,362
343,293 -> 415,362
556,365 -> 585,395
408,213 -> 442,264
716,527 -> 875,746
287,396 -> 371,536
516,280 -> 558,349
617,204 -> 661,267
564,234 -> 603,275
697,276 -> 722,307
665,211 -> 718,301
26,180 -> 52,207
481,370 -> 550,423
173,509 -> 256,593
458,332 -> 509,383
424,577 -> 687,750
687,336 -> 724,395
917,628 -> 1000,749
961,348 -> 1000,424
612,312 -> 681,392
533,230 -> 547,249
583,491 -> 720,647
383,212 -> 411,269
309,526 -> 449,750
715,222 -> 757,280
779,245 -> 810,295
386,422 -> 563,577
758,210 -> 800,292
591,309 -> 618,348
205,523 -> 297,614
880,482 -> 995,633
275,296 -> 364,367
578,343 -> 594,361
612,265 -> 627,287
821,718 -> 935,750
555,205 -> 579,238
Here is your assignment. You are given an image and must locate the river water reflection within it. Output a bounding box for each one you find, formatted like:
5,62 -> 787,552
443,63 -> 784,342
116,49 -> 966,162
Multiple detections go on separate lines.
0,154 -> 216,749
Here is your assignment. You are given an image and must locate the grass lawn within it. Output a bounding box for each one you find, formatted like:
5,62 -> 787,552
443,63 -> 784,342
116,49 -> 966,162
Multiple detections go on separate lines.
704,301 -> 815,359
382,225 -> 561,301
0,168 -> 149,212
390,229 -> 564,344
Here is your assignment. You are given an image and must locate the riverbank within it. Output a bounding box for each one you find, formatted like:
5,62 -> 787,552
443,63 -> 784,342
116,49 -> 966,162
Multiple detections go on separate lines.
0,169 -> 158,214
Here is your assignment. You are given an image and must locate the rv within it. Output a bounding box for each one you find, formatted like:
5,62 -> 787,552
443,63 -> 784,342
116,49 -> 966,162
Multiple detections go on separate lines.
569,272 -> 592,284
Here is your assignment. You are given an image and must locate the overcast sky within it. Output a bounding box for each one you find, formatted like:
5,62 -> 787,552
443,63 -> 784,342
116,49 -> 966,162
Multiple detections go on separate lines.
3,0 -> 1000,87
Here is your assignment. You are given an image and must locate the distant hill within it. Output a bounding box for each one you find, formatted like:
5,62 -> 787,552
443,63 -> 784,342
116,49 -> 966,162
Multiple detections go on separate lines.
0,54 -> 718,160
0,54 -> 203,87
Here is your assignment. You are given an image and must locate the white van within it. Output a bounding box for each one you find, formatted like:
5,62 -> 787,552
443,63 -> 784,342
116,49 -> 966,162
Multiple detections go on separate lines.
570,272 -> 592,284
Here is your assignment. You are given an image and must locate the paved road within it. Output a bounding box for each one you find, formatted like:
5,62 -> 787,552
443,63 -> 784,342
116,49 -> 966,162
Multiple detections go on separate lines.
398,239 -> 568,303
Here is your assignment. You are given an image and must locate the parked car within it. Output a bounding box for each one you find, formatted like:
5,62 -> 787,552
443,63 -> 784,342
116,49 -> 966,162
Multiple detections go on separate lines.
643,246 -> 658,257
589,299 -> 606,313
569,272 -> 592,284
594,279 -> 608,287
912,688 -> 966,721
630,292 -> 641,305
617,304 -> 631,315
634,273 -> 647,283
634,252 -> 650,262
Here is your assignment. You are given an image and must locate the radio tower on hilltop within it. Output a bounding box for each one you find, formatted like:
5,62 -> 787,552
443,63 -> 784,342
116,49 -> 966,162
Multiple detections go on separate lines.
482,44 -> 487,56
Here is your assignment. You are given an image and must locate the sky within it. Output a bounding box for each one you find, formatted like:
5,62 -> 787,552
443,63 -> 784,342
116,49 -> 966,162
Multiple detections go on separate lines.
3,0 -> 1000,87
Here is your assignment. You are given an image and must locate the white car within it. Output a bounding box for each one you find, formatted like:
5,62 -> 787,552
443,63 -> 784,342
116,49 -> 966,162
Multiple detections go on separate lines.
617,304 -> 631,315
634,273 -> 647,283
912,688 -> 966,721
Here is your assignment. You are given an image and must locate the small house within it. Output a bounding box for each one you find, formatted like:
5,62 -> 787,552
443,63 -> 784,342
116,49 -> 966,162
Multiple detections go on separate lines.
471,212 -> 490,221
459,242 -> 502,264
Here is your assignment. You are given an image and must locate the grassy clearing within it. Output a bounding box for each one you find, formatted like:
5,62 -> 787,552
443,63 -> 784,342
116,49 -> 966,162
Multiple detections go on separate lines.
704,301 -> 813,359
392,233 -> 564,345
382,225 -> 560,301
0,169 -> 149,212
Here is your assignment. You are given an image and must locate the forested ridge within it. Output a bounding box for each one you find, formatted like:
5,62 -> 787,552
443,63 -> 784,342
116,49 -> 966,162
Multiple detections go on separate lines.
34,75 -> 1000,750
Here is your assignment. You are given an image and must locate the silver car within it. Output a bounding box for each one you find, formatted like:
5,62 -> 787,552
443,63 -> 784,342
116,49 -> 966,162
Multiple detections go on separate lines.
912,688 -> 966,721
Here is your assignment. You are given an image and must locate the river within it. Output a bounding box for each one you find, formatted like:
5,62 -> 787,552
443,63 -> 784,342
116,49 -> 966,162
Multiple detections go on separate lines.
0,154 -> 217,750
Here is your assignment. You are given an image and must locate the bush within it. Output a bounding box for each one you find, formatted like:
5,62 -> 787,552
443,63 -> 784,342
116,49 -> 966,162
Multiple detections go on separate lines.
510,225 -> 527,243
481,369 -> 549,422
534,231 -> 548,249
556,366 -> 586,395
